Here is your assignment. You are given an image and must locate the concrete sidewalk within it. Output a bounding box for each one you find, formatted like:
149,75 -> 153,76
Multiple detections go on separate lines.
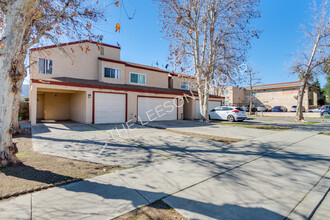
1,129 -> 329,219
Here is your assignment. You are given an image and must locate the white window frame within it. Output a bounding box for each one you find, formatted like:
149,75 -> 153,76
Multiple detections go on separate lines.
129,72 -> 146,85
38,58 -> 53,74
104,67 -> 121,79
224,89 -> 229,95
181,82 -> 191,90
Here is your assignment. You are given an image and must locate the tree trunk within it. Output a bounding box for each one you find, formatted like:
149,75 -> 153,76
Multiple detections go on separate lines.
12,80 -> 24,134
295,78 -> 308,122
198,77 -> 210,123
11,51 -> 28,135
0,0 -> 35,165
249,92 -> 253,115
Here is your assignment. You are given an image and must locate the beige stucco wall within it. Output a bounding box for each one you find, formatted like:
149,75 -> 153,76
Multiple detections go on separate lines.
30,42 -> 120,81
172,76 -> 198,91
70,92 -> 87,123
99,60 -> 126,84
253,87 -> 309,110
37,94 -> 44,119
125,66 -> 169,88
220,87 -> 248,106
43,93 -> 71,120
183,97 -> 195,120
30,42 -> 172,90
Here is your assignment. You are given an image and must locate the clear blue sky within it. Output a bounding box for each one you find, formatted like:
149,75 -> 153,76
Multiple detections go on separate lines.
26,0 -> 327,86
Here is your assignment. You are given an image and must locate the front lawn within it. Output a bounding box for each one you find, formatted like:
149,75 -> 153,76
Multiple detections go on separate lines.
0,131 -> 121,197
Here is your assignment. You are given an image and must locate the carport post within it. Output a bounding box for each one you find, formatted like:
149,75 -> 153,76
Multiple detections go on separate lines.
29,85 -> 37,126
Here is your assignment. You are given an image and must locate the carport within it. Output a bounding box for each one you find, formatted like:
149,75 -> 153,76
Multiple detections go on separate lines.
36,88 -> 87,123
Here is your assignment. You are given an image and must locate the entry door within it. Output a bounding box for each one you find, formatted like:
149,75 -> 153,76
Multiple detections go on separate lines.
94,93 -> 126,124
138,97 -> 177,122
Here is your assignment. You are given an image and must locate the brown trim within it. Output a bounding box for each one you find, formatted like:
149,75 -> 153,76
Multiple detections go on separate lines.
98,57 -> 126,65
137,95 -> 179,121
30,40 -> 120,52
98,57 -> 170,75
250,81 -> 302,88
126,63 -> 169,74
171,73 -> 197,80
32,79 -> 196,96
93,91 -> 128,124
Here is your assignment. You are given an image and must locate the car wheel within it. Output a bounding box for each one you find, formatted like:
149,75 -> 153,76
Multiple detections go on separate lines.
322,112 -> 330,116
227,115 -> 235,122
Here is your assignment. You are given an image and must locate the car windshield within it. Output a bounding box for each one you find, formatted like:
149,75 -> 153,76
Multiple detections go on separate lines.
235,108 -> 244,111
292,106 -> 297,108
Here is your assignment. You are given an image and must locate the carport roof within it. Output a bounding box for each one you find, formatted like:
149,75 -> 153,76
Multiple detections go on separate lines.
32,77 -> 224,99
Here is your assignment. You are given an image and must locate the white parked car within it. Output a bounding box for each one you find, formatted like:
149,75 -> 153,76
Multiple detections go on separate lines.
257,106 -> 268,112
209,106 -> 247,122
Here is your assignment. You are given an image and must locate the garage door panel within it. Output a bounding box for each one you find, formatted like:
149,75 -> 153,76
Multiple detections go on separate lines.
138,97 -> 177,122
95,93 -> 126,124
196,101 -> 221,119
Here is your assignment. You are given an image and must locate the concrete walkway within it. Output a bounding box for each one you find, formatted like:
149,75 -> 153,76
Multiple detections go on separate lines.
1,128 -> 329,219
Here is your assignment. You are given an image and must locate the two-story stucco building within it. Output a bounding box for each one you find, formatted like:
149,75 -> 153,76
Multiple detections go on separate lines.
213,81 -> 320,110
29,40 -> 224,125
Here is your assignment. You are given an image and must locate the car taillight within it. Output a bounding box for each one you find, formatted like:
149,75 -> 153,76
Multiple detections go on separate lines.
321,106 -> 324,110
232,110 -> 240,113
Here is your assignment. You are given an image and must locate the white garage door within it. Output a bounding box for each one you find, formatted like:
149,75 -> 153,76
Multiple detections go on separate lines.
94,93 -> 126,124
138,97 -> 177,122
196,100 -> 221,119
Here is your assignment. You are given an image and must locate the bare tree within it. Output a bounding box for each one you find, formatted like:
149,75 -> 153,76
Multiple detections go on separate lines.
291,0 -> 329,122
0,0 -> 114,165
245,66 -> 261,114
157,0 -> 260,122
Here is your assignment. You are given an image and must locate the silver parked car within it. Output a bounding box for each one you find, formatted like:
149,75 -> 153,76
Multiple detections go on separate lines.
209,106 -> 247,122
290,105 -> 306,112
307,107 -> 322,113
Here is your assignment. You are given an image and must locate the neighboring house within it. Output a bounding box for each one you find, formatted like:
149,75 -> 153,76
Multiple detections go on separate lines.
29,40 -> 224,125
220,87 -> 248,107
248,81 -> 319,111
212,81 -> 320,111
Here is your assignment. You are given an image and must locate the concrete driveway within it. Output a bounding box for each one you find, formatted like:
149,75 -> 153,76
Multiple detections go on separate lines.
1,120 -> 329,219
32,122 -> 232,167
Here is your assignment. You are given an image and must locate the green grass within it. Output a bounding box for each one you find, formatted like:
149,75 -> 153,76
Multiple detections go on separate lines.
320,132 -> 330,136
213,122 -> 290,131
304,121 -> 319,125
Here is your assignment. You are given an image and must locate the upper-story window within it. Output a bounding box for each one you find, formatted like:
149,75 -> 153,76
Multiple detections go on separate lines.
104,67 -> 120,79
224,89 -> 229,95
130,73 -> 146,85
181,82 -> 191,90
39,58 -> 53,74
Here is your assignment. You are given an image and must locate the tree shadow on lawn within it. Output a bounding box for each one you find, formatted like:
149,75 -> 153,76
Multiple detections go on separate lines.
1,164 -> 72,185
